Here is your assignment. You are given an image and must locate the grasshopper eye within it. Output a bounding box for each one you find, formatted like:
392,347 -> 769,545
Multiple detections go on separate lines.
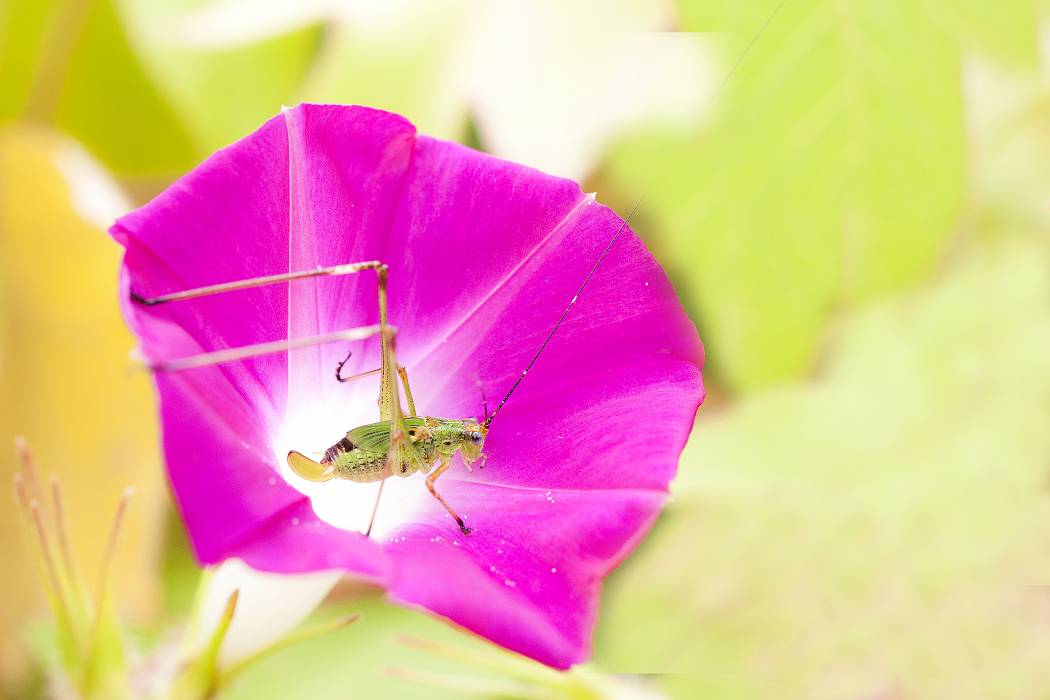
470,431 -> 482,443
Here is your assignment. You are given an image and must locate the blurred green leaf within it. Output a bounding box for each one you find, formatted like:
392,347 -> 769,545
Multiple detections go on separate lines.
219,612 -> 360,687
151,0 -> 708,179
298,3 -> 471,141
934,1 -> 1039,67
677,0 -> 1041,67
223,592 -> 612,700
0,0 -> 198,177
0,0 -> 59,119
121,0 -> 324,154
596,232 -> 1050,698
219,595 -> 484,700
53,0 -> 197,176
171,590 -> 238,700
615,0 -> 967,391
138,0 -> 474,142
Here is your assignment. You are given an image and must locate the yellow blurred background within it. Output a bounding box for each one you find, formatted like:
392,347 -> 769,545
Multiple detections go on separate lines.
4,1 -> 1050,698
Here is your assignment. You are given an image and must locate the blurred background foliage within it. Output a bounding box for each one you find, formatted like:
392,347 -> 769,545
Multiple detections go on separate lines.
3,0 -> 1050,698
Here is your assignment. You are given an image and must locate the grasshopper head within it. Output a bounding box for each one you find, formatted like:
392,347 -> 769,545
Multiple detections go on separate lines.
459,420 -> 487,469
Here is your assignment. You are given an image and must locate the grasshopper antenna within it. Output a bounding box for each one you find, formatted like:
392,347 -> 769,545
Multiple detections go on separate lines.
483,195 -> 644,430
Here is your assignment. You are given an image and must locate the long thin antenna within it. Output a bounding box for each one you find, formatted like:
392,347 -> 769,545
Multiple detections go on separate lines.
483,195 -> 644,429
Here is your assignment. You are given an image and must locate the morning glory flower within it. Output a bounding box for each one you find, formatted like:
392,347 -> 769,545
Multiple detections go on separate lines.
111,103 -> 703,668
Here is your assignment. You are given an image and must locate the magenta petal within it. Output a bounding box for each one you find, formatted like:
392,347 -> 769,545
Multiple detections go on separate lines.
386,482 -> 666,668
235,498 -> 387,579
113,114 -> 297,564
111,104 -> 703,668
153,367 -> 296,563
384,134 -> 585,355
372,134 -> 701,492
283,105 -> 416,405
113,116 -> 292,429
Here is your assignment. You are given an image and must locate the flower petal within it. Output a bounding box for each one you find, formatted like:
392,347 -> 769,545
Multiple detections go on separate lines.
113,113 -> 291,429
234,497 -> 386,578
114,113 -> 298,565
384,134 -> 586,358
153,367 -> 297,563
283,104 -> 415,409
381,136 -> 703,491
111,104 -> 703,669
385,481 -> 667,669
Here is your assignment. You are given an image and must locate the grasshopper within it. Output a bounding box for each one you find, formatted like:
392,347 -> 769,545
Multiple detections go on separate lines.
134,203 -> 639,537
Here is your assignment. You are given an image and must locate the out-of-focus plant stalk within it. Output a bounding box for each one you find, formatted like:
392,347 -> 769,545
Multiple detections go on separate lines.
12,437 -> 362,699
12,438 -> 130,699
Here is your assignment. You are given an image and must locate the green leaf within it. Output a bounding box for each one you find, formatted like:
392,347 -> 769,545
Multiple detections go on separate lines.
222,593 -> 603,700
120,0 -> 324,155
0,0 -> 198,176
0,0 -> 60,119
934,1 -> 1040,67
219,595 -> 483,700
219,613 -> 361,687
595,232 -> 1050,697
678,0 -> 1042,67
297,3 -> 471,140
613,0 -> 966,391
52,0 -> 197,176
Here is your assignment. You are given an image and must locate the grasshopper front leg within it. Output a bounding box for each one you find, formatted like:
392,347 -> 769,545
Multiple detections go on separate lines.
427,455 -> 471,535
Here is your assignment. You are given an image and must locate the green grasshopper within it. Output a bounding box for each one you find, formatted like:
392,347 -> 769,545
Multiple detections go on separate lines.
135,204 -> 638,537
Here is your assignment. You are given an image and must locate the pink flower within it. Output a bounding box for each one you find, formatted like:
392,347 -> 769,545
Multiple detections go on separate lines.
111,104 -> 703,668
